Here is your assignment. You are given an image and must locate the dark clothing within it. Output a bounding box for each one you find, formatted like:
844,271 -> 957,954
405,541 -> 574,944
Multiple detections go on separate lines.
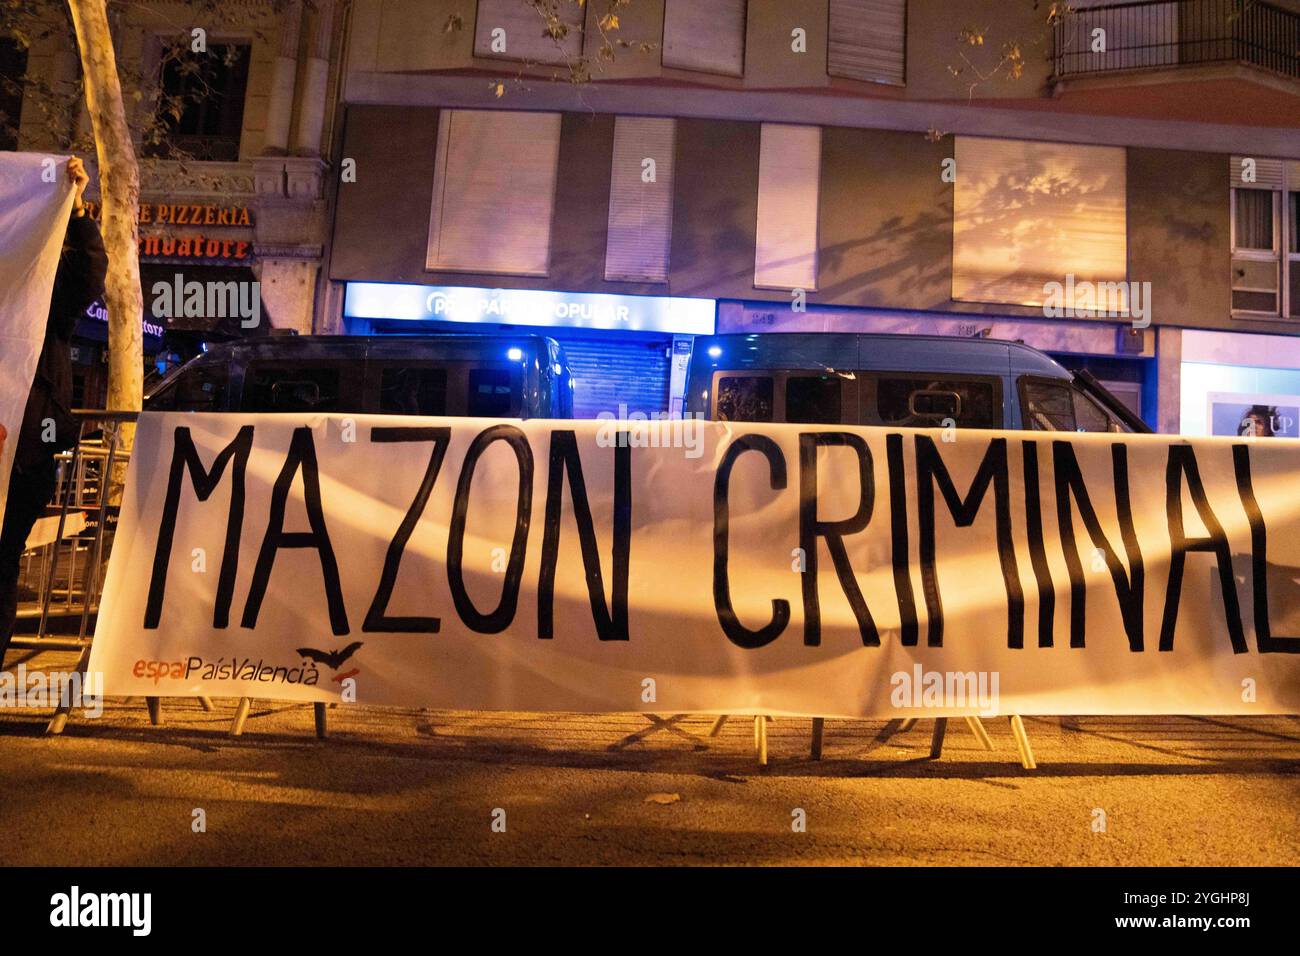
16,214 -> 108,469
0,212 -> 107,666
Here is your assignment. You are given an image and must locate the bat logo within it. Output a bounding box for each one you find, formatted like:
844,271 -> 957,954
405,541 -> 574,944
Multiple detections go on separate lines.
296,642 -> 363,670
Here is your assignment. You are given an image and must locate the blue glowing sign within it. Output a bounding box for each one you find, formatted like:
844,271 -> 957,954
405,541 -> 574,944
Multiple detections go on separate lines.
343,283 -> 715,336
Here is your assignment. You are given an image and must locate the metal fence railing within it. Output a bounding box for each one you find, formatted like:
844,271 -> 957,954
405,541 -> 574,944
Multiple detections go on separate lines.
1054,0 -> 1300,80
10,410 -> 138,653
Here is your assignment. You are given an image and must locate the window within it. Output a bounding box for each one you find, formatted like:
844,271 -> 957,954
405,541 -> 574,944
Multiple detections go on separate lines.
1228,155 -> 1300,318
662,0 -> 746,77
1291,190 -> 1300,318
1020,378 -> 1125,432
426,109 -> 562,275
1235,189 -> 1275,250
0,37 -> 27,151
379,367 -> 447,416
828,0 -> 906,85
468,368 -> 517,417
1021,379 -> 1076,431
953,137 -> 1128,310
146,43 -> 250,161
755,124 -> 820,290
876,376 -> 998,429
715,375 -> 773,422
148,364 -> 229,412
786,375 -> 842,423
473,0 -> 583,65
242,365 -> 341,412
1071,389 -> 1121,433
605,117 -> 675,282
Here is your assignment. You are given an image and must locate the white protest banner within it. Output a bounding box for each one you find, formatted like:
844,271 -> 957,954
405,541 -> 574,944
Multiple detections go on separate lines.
90,412 -> 1300,717
0,153 -> 74,522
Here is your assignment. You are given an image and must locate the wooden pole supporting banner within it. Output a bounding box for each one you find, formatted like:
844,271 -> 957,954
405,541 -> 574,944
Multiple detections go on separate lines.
929,717 -> 948,758
198,697 -> 214,712
899,717 -> 918,732
145,696 -> 161,725
965,716 -> 995,750
314,702 -> 328,739
754,715 -> 767,766
810,717 -> 824,760
707,715 -> 728,737
1009,715 -> 1037,769
229,697 -> 252,736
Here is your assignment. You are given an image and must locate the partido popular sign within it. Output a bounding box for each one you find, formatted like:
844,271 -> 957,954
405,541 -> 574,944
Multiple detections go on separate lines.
89,413 -> 1300,717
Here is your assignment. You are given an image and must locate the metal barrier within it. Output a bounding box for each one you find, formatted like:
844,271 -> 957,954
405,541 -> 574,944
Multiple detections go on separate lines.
10,410 -> 137,653
1054,0 -> 1300,80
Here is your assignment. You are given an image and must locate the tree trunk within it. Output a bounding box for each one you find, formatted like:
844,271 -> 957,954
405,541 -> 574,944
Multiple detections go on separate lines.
67,0 -> 141,494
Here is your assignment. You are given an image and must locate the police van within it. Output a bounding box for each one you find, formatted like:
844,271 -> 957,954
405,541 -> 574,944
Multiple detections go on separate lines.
684,333 -> 1148,433
145,333 -> 574,419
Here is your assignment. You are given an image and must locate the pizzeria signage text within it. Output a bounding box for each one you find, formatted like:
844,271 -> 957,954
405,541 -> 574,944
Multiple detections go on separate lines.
85,201 -> 253,261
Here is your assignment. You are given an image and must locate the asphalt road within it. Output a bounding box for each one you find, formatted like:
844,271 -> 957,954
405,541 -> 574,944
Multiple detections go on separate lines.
1,649 -> 1297,866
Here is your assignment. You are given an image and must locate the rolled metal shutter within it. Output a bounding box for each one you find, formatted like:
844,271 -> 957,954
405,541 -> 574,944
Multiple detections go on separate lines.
828,0 -> 907,85
559,336 -> 671,419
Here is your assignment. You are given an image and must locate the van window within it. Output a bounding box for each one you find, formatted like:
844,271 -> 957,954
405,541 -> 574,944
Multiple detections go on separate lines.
379,367 -> 447,416
786,375 -> 842,424
1021,378 -> 1127,432
1072,389 -> 1124,433
243,365 -> 341,412
716,376 -> 774,422
150,363 -> 228,411
1021,379 -> 1076,430
468,368 -> 516,417
876,376 -> 997,428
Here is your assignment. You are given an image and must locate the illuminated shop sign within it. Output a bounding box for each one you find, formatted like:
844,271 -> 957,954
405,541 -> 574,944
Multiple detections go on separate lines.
84,201 -> 254,261
79,298 -> 164,349
343,282 -> 716,336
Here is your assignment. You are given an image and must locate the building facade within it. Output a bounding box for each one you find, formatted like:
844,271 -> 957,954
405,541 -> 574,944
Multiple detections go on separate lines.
2,0 -> 345,405
321,0 -> 1300,433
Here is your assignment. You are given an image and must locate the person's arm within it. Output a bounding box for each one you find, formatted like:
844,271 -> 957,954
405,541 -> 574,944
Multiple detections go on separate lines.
48,157 -> 108,338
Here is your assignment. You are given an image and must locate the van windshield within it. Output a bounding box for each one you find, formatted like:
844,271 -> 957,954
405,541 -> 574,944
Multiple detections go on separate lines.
1020,377 -> 1136,433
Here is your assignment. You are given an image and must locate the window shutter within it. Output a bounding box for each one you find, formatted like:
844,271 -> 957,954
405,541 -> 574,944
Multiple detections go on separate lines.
828,0 -> 907,85
605,117 -> 676,282
662,0 -> 747,77
754,124 -> 820,290
473,0 -> 583,65
426,110 -> 562,276
1229,155 -> 1284,190
953,136 -> 1128,310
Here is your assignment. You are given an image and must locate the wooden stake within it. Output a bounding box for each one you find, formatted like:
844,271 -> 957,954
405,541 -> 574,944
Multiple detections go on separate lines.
1009,715 -> 1037,769
229,697 -> 252,736
754,715 -> 767,766
314,702 -> 328,739
810,717 -> 824,760
145,696 -> 161,725
965,716 -> 995,750
707,715 -> 728,737
929,717 -> 948,758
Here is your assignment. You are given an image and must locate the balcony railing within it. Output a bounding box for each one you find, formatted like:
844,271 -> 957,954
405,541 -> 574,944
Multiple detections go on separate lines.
1053,0 -> 1300,80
